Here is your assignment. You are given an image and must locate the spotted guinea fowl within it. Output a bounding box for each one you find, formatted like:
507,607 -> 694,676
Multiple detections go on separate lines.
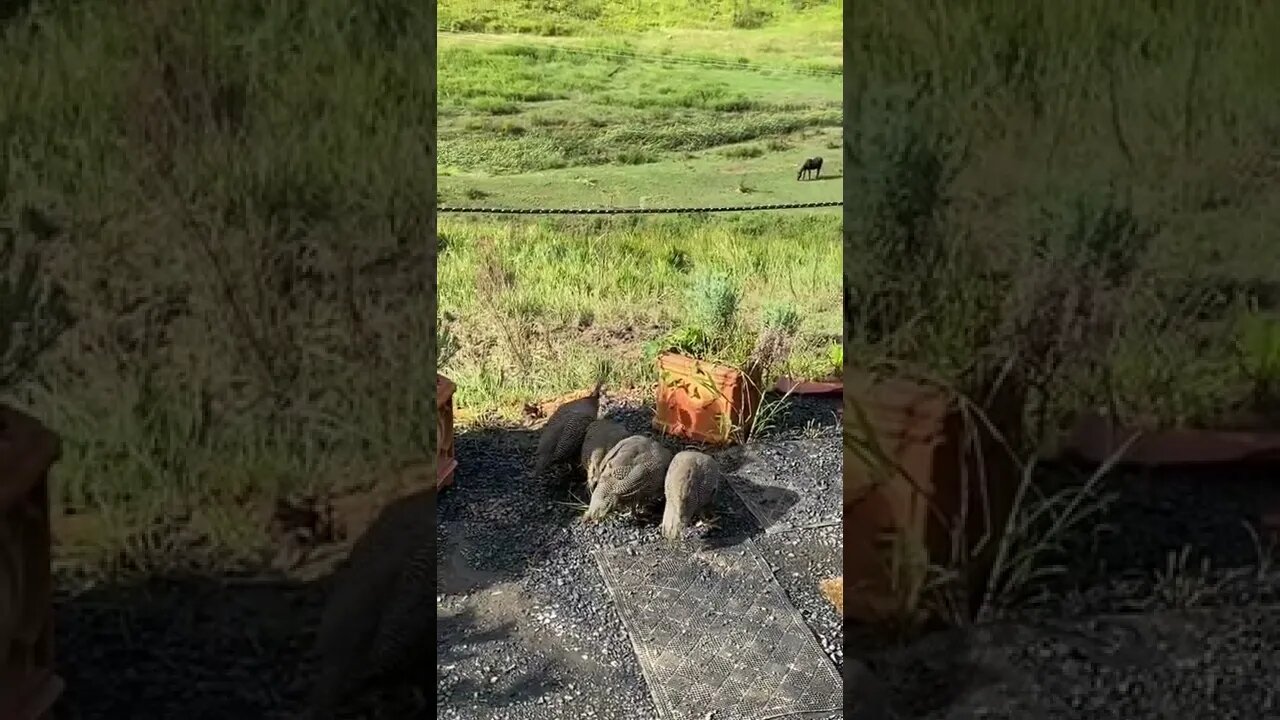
533,379 -> 604,478
308,490 -> 433,716
584,434 -> 672,522
660,450 -> 722,540
579,418 -> 630,491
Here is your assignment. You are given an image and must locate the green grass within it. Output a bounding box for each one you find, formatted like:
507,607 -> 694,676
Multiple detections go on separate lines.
437,0 -> 842,419
0,0 -> 434,576
846,0 -> 1280,623
847,0 -> 1280,437
436,30 -> 842,198
439,0 -> 843,42
439,215 -> 840,415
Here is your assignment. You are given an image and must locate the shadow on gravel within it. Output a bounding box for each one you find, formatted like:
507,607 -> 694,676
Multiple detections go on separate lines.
862,632 -> 1003,718
55,573 -> 326,719
754,393 -> 842,441
55,489 -> 443,718
698,445 -> 798,551
700,393 -> 841,551
55,571 -> 432,719
435,422 -> 589,715
436,606 -> 560,708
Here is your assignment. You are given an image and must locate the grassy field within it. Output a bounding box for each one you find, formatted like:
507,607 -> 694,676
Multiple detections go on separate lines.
1,0 -> 434,576
437,0 -> 843,419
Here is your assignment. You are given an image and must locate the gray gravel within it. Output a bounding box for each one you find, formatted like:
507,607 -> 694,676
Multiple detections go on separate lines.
54,575 -> 435,719
1014,465 -> 1280,617
860,605 -> 1280,719
727,437 -> 843,533
436,394 -> 843,719
850,462 -> 1280,720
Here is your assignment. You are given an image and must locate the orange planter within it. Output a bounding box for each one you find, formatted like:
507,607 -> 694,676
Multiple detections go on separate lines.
844,371 -> 1022,625
0,405 -> 61,720
653,353 -> 762,445
436,375 -> 457,490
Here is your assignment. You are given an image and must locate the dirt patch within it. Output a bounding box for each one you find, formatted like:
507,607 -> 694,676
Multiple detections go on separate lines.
578,323 -> 666,354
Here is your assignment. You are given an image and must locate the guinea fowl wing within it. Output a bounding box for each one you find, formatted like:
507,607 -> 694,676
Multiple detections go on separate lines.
551,411 -> 595,466
613,443 -> 670,503
534,393 -> 601,474
580,420 -> 630,488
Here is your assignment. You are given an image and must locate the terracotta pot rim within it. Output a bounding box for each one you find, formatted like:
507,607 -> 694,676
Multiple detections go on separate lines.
775,376 -> 843,395
1064,411 -> 1280,467
656,352 -> 749,379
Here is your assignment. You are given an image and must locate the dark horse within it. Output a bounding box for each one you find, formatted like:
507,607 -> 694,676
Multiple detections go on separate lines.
797,156 -> 823,180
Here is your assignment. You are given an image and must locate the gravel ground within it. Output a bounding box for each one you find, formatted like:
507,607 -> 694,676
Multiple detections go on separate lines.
998,464 -> 1280,618
55,576 -> 328,719
857,605 -> 1280,719
850,461 -> 1280,720
436,393 -> 842,720
728,438 -> 842,533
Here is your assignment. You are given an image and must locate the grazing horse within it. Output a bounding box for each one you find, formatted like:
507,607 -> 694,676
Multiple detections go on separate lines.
797,156 -> 823,180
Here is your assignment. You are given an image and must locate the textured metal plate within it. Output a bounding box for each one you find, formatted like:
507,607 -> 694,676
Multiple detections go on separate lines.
594,539 -> 842,720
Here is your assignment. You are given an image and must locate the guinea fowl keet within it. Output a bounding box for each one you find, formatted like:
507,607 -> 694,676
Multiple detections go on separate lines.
585,434 -> 672,522
660,450 -> 722,540
533,379 -> 605,478
579,418 -> 631,491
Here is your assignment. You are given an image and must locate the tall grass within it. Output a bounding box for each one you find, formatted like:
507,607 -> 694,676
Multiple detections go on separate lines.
848,0 -> 1280,437
846,0 -> 1280,624
1,0 -> 434,572
439,213 -> 840,415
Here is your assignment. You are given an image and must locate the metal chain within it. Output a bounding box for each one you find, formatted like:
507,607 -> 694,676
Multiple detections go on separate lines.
436,201 -> 842,215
